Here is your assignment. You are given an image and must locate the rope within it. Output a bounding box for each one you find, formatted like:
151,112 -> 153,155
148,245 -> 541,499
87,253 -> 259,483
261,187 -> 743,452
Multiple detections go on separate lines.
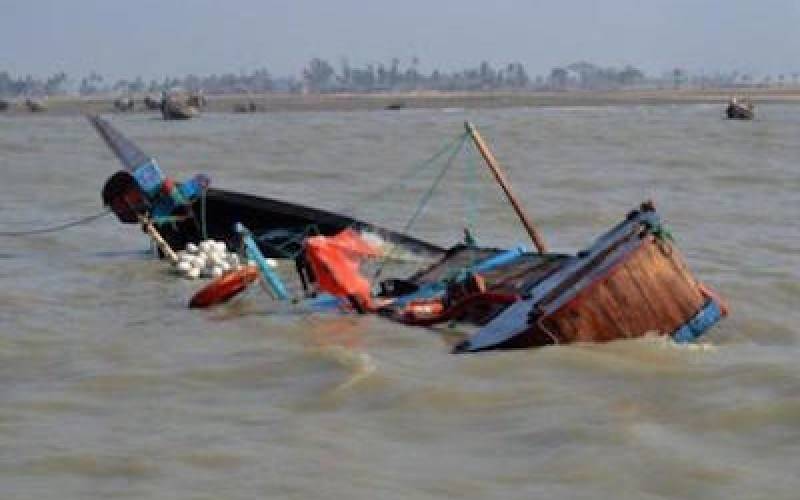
337,132 -> 471,219
371,133 -> 469,282
255,224 -> 321,260
399,133 -> 469,236
462,143 -> 484,267
463,142 -> 481,240
0,208 -> 111,236
243,131 -> 473,265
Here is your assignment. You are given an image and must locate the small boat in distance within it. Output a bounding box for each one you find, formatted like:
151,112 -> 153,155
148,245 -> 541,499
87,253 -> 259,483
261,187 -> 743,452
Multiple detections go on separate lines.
156,89 -> 201,120
113,96 -> 135,112
24,98 -> 46,112
143,95 -> 162,111
0,99 -> 9,111
233,101 -> 258,113
187,91 -> 207,108
162,95 -> 199,120
726,96 -> 754,120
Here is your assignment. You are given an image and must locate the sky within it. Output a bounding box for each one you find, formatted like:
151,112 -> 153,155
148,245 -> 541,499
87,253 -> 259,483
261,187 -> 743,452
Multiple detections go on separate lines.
1,0 -> 799,81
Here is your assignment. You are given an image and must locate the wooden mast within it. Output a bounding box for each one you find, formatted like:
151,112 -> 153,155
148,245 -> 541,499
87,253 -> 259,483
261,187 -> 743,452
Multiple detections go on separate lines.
464,121 -> 548,254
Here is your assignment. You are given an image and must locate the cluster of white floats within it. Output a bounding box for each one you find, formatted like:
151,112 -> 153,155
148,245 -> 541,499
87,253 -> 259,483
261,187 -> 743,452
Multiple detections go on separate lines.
173,240 -> 241,279
173,239 -> 275,279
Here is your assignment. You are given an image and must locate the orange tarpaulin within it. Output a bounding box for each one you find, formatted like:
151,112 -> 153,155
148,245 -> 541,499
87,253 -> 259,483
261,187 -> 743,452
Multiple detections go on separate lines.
304,229 -> 383,310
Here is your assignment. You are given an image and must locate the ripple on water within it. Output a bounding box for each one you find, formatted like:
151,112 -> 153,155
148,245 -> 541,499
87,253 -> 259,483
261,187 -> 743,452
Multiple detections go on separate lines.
22,454 -> 160,479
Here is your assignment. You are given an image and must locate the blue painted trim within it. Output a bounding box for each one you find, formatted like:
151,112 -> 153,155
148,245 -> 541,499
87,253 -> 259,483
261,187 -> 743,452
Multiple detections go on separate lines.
132,159 -> 165,198
235,223 -> 290,300
471,245 -> 527,274
387,282 -> 447,307
392,246 -> 528,307
151,174 -> 209,220
671,299 -> 723,343
306,293 -> 347,311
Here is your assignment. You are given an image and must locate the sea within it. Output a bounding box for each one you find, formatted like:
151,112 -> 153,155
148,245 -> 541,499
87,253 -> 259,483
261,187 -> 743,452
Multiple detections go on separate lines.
0,104 -> 798,499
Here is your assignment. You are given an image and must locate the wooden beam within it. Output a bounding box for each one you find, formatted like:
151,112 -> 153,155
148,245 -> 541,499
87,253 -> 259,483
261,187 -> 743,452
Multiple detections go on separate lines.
464,121 -> 549,254
140,216 -> 178,263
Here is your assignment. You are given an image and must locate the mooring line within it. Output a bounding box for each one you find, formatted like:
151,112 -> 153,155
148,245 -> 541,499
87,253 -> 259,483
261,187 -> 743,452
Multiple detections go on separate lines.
0,208 -> 111,236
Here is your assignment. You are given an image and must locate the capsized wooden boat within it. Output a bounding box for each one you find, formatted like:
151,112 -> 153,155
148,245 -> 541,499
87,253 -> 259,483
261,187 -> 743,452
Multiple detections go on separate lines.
297,123 -> 727,352
90,115 -> 726,352
449,202 -> 726,351
304,206 -> 726,352
89,115 -> 444,260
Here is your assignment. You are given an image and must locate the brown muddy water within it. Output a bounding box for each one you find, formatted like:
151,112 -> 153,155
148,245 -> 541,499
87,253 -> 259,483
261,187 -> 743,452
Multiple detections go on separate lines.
0,105 -> 798,499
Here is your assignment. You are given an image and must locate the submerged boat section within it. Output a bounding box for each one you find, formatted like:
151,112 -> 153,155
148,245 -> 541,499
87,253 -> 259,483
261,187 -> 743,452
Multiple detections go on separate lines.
90,114 -> 444,260
455,202 -> 726,352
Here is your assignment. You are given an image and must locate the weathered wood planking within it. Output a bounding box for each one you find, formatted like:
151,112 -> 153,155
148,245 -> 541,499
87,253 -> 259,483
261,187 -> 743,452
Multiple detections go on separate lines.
541,236 -> 705,344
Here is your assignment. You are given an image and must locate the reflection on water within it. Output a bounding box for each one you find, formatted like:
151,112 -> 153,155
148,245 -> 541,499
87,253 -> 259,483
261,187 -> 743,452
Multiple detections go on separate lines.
0,105 -> 798,499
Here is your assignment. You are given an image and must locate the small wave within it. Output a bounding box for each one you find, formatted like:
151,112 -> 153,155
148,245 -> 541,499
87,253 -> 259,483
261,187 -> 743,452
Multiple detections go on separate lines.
24,454 -> 159,479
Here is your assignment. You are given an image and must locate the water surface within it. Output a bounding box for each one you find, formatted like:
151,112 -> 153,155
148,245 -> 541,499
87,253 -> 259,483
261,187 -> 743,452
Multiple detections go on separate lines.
1,105 -> 798,499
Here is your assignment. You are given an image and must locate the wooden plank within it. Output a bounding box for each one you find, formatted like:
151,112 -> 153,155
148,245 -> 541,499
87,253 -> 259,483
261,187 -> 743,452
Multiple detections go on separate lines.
625,241 -> 688,328
641,240 -> 704,320
541,236 -> 706,345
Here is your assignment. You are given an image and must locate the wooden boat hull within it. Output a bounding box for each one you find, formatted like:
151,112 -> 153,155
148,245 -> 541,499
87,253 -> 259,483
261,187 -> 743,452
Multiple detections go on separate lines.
156,187 -> 444,259
89,115 -> 444,259
455,203 -> 726,352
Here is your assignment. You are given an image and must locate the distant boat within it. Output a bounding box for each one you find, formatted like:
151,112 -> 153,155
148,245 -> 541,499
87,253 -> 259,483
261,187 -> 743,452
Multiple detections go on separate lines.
726,97 -> 754,120
113,96 -> 135,112
143,95 -> 162,111
162,96 -> 199,120
24,98 -> 46,112
233,101 -> 257,113
0,99 -> 9,112
187,92 -> 207,108
385,102 -> 406,110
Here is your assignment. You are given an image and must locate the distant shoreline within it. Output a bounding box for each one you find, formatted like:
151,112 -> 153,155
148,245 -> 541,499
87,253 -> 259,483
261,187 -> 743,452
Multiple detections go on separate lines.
3,88 -> 800,115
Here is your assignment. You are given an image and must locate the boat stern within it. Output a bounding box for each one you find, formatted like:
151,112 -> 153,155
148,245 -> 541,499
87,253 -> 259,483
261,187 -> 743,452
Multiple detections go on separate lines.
455,202 -> 727,352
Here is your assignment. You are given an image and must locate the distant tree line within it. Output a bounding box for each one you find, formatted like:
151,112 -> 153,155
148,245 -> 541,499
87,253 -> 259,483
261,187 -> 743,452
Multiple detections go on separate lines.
0,68 -> 280,97
545,62 -> 645,90
0,71 -> 68,96
2,59 -> 798,97
303,57 -> 530,92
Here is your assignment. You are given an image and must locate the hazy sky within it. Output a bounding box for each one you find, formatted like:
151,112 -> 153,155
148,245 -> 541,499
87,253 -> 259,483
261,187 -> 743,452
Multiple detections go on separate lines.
1,0 -> 799,80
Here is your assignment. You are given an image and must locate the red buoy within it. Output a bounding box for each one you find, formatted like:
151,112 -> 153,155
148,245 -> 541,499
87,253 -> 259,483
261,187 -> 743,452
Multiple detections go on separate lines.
189,266 -> 260,309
